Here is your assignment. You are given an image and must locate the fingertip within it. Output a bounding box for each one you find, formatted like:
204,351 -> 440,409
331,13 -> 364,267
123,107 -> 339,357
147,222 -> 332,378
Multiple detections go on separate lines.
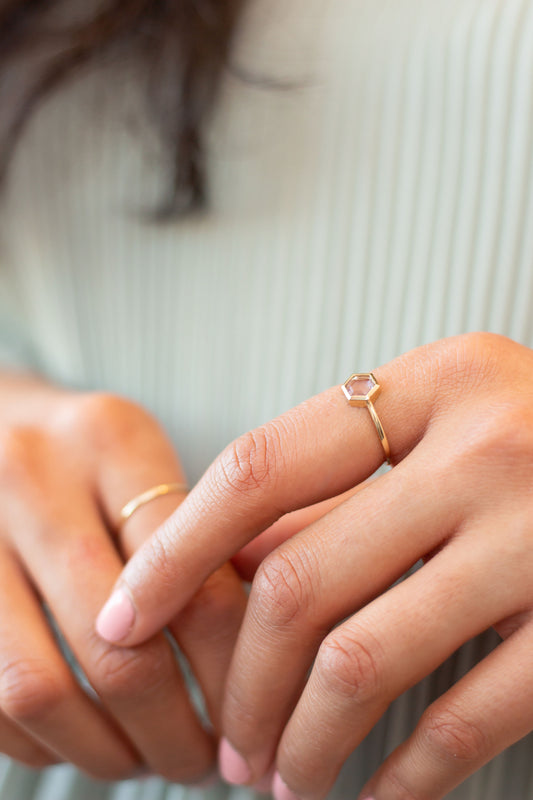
218,738 -> 251,785
272,772 -> 302,800
96,587 -> 136,643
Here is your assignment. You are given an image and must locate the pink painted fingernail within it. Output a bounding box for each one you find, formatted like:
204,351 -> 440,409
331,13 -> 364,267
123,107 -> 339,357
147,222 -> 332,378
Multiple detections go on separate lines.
219,738 -> 251,785
96,588 -> 135,642
273,771 -> 302,800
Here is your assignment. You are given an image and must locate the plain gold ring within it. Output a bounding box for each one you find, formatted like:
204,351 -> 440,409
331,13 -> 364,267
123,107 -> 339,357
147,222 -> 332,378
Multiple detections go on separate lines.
118,482 -> 189,529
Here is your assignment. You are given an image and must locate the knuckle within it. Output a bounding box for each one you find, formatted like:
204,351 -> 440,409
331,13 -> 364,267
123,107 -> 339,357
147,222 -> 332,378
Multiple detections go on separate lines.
0,659 -> 69,724
217,425 -> 281,497
76,391 -> 159,451
457,403 -> 533,473
0,426 -> 43,486
253,549 -> 311,627
485,404 -> 533,463
315,627 -> 383,704
453,330 -> 500,365
424,332 -> 508,408
421,705 -> 489,763
91,643 -> 170,701
447,331 -> 506,380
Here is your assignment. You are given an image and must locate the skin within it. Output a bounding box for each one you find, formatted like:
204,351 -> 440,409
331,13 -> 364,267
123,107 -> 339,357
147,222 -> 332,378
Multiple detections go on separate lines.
0,370 -> 247,782
97,331 -> 533,799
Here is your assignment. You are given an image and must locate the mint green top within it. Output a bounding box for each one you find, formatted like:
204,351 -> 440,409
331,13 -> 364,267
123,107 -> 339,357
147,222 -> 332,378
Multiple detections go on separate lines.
1,0 -> 532,797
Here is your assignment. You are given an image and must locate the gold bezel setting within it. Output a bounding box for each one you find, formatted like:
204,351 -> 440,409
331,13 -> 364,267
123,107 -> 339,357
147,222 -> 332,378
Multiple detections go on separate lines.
342,372 -> 381,407
342,372 -> 391,465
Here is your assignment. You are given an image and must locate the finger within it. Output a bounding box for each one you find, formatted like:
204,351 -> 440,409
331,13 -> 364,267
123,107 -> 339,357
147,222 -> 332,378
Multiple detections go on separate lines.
0,712 -> 59,769
96,436 -> 248,734
271,533 -> 529,800
9,486 -> 214,784
0,545 -> 137,779
93,406 -> 190,551
99,334 -> 467,645
220,454 -> 458,782
170,563 -> 247,734
358,617 -> 533,800
232,482 -> 373,581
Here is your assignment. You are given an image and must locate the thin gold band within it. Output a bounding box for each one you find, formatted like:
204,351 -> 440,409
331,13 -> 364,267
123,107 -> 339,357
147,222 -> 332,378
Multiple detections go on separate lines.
342,372 -> 391,466
119,482 -> 189,528
365,399 -> 391,464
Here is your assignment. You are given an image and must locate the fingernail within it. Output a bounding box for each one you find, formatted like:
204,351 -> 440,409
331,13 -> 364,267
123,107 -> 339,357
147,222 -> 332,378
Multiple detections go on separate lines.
219,738 -> 251,785
96,588 -> 135,643
253,766 -> 275,793
273,771 -> 302,800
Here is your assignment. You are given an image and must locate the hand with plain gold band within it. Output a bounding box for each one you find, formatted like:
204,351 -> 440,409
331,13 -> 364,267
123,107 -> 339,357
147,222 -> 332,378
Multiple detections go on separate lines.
0,372 -> 246,782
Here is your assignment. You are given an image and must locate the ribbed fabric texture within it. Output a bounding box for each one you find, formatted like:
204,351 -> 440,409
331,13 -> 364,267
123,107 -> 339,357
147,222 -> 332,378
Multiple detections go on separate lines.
0,0 -> 532,797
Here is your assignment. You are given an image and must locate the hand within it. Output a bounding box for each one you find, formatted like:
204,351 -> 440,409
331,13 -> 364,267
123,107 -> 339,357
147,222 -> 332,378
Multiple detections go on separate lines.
0,372 -> 246,781
96,332 -> 533,799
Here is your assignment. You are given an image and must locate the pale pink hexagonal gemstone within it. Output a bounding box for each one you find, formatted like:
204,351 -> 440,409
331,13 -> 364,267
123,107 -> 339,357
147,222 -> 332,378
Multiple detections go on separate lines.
344,375 -> 374,399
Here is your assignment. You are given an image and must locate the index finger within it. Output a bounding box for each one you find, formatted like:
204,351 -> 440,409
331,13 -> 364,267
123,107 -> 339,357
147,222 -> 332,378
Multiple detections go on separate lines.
95,335 -> 472,647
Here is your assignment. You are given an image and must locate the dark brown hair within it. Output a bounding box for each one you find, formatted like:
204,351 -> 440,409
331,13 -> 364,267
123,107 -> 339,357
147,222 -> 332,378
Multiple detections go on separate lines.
0,0 -> 246,217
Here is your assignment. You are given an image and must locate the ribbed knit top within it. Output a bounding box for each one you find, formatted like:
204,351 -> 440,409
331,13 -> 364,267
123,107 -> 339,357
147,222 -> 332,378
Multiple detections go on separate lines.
0,0 -> 532,797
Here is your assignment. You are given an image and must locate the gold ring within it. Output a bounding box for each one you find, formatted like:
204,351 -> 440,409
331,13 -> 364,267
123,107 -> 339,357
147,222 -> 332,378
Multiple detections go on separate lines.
342,372 -> 391,465
118,483 -> 189,528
